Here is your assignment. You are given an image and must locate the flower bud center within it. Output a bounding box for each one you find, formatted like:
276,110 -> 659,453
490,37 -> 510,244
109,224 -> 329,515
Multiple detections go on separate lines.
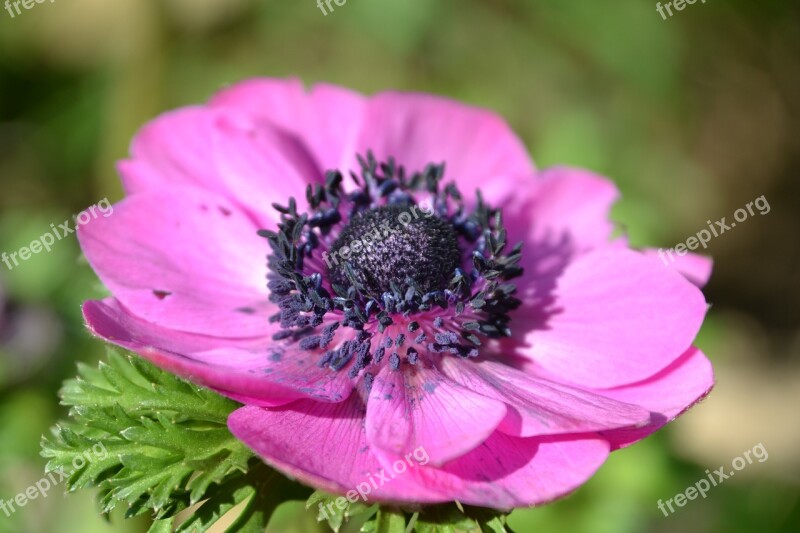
327,205 -> 460,297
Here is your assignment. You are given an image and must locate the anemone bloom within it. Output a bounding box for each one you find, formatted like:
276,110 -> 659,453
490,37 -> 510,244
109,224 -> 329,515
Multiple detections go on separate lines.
78,78 -> 714,508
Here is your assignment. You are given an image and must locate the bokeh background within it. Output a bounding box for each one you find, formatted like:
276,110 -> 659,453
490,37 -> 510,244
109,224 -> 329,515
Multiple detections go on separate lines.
1,0 -> 798,532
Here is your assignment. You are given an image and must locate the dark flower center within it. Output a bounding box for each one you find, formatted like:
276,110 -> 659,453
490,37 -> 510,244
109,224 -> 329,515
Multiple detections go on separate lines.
327,205 -> 460,297
260,151 -> 526,381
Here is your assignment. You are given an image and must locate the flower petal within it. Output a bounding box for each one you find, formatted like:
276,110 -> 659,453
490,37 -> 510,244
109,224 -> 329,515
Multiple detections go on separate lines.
643,248 -> 713,288
77,187 -> 273,337
508,167 -> 619,253
210,78 -> 367,174
597,347 -> 714,449
306,84 -> 368,173
211,113 -> 324,226
210,78 -> 311,136
516,248 -> 708,388
211,82 -> 534,201
228,399 -> 446,503
439,358 -> 651,438
365,364 -> 506,466
229,387 -> 610,508
83,299 -> 353,405
119,107 -> 223,195
502,167 -> 621,303
390,432 -> 610,508
119,106 -> 317,228
357,92 -> 535,203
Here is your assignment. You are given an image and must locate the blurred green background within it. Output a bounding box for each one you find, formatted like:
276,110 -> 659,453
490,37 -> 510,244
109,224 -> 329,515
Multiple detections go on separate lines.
1,0 -> 798,532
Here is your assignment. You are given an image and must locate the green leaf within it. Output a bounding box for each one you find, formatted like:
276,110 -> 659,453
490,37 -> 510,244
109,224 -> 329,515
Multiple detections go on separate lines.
148,517 -> 176,533
374,508 -> 406,533
479,516 -> 508,533
306,492 -> 510,532
412,503 -> 509,533
60,351 -> 239,424
463,506 -> 510,533
414,504 -> 479,533
224,463 -> 312,533
40,348 -> 311,532
307,490 -> 376,532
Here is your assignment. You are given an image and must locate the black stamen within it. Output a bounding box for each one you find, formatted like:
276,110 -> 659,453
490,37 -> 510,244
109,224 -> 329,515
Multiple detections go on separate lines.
260,150 -> 525,374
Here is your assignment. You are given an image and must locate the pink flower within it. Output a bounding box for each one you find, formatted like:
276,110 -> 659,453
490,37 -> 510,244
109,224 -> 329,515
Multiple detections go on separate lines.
78,78 -> 714,508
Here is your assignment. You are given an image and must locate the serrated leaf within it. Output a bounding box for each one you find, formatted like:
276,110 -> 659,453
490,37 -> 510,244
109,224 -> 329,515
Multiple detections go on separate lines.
40,348 -> 310,532
308,491 -> 347,531
307,490 -> 376,532
413,503 -> 508,533
148,517 -> 175,533
59,350 -> 239,424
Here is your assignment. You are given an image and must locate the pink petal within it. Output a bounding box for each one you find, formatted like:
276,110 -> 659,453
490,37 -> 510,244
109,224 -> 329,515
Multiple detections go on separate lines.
119,106 -> 316,228
229,386 -> 610,508
439,358 -> 651,438
502,167 -> 621,303
210,78 -> 367,174
212,82 -> 534,201
356,92 -> 535,203
516,248 -> 708,388
210,78 -> 311,136
643,248 -> 714,288
598,347 -> 714,449
77,187 -> 273,338
365,364 -> 506,466
508,167 -> 620,253
228,399 -> 447,503
387,432 -> 610,508
120,107 -> 223,195
211,114 -> 324,226
306,84 -> 368,173
83,299 -> 353,405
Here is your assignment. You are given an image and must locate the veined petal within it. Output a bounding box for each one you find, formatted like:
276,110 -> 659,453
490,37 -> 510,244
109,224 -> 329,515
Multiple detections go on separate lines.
515,248 -> 708,388
357,92 -> 536,204
439,357 -> 651,438
503,167 -> 621,303
83,299 -> 354,405
598,347 -> 714,449
77,186 -> 272,337
211,78 -> 367,174
386,432 -> 610,508
120,107 -> 224,195
211,113 -> 324,227
228,399 -> 446,503
365,364 -> 506,466
119,106 -> 316,228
